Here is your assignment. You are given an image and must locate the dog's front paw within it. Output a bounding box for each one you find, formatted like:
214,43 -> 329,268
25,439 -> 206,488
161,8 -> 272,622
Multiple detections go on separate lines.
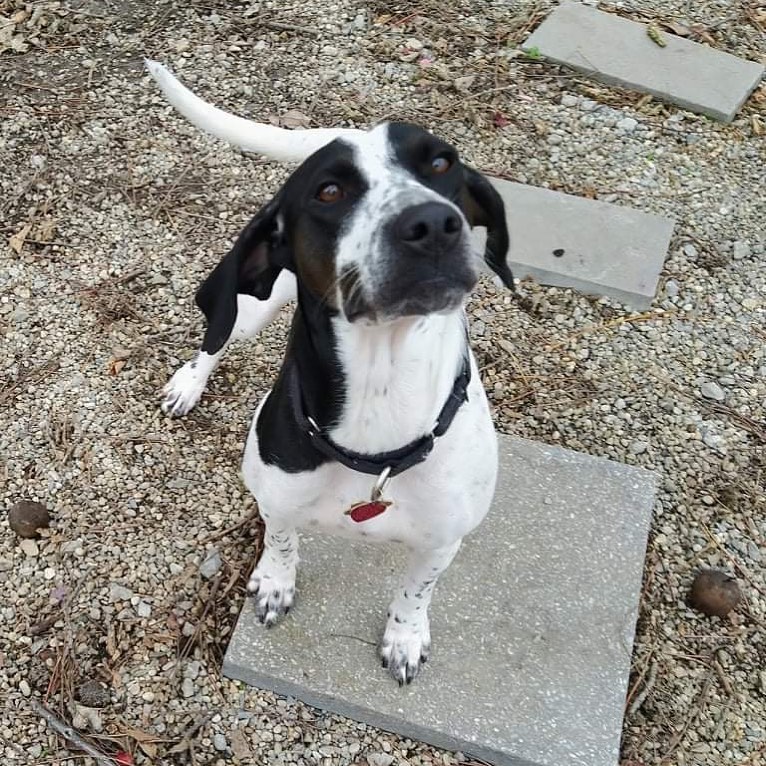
380,614 -> 431,685
247,564 -> 296,628
161,360 -> 206,417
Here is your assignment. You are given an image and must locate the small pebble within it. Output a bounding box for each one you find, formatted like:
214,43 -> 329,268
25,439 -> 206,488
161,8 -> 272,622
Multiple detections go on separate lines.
199,549 -> 222,579
616,117 -> 638,132
700,381 -> 725,401
19,539 -> 39,557
732,241 -> 751,260
109,583 -> 133,602
702,432 -> 727,453
682,242 -> 698,258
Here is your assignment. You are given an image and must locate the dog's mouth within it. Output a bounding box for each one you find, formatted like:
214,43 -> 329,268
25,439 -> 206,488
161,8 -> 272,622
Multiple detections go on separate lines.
342,274 -> 475,323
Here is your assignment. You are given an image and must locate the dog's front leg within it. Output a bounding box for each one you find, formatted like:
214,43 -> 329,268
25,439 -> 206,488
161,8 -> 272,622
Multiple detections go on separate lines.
381,540 -> 461,685
162,272 -> 296,416
246,517 -> 299,627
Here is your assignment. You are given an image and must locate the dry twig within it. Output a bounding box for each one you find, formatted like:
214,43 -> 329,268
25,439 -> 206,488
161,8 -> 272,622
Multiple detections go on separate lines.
167,711 -> 214,757
627,659 -> 658,717
198,508 -> 262,545
660,673 -> 713,763
31,700 -> 113,766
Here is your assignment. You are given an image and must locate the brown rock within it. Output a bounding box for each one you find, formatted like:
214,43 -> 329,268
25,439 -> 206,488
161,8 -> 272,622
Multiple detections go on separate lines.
8,501 -> 50,539
688,569 -> 741,617
77,679 -> 111,708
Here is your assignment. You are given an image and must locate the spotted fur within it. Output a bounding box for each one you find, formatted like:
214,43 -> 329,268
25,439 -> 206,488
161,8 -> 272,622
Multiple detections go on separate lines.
153,68 -> 512,684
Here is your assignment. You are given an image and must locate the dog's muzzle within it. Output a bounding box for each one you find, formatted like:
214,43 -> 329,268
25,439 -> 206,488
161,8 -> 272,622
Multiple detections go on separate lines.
343,202 -> 478,322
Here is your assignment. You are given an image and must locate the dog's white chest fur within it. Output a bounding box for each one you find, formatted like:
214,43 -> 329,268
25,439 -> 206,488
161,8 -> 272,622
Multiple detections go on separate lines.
243,353 -> 497,550
148,70 -> 516,683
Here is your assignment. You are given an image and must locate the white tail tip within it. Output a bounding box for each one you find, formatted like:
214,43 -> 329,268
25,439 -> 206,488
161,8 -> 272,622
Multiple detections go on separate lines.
144,59 -> 363,163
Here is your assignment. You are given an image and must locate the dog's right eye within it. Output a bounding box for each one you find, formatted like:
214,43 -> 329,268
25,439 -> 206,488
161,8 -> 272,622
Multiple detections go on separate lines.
316,183 -> 345,203
431,155 -> 452,174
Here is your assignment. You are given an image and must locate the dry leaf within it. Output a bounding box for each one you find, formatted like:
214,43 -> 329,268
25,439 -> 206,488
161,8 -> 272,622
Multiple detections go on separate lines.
0,26 -> 29,53
168,737 -> 191,755
108,359 -> 126,376
635,94 -> 653,109
279,109 -> 310,129
230,729 -> 252,761
752,115 -> 764,136
10,34 -> 28,52
492,112 -> 511,128
646,24 -> 667,47
112,346 -> 131,361
9,222 -> 32,254
32,218 -> 56,243
106,622 -> 117,659
689,24 -> 716,45
663,21 -> 690,36
124,727 -> 159,758
453,75 -> 475,92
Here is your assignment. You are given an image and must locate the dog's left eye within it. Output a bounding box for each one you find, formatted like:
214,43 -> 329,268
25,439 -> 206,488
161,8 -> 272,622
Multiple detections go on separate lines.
316,183 -> 345,203
431,155 -> 452,174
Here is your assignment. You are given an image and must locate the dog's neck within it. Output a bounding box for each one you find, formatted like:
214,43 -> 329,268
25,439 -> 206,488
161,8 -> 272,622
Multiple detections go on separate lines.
329,312 -> 467,453
290,283 -> 467,454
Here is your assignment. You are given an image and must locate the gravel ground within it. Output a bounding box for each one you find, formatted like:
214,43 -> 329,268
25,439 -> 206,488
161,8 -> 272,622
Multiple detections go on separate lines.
1,0 -> 764,764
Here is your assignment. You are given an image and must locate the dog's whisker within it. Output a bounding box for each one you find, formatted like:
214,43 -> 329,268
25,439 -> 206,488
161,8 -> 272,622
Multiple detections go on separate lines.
319,265 -> 362,310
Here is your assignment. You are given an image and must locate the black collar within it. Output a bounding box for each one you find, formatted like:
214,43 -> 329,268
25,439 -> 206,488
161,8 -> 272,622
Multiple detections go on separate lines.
289,352 -> 471,478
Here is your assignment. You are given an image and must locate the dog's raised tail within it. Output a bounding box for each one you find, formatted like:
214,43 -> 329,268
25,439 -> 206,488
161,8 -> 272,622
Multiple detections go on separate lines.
144,59 -> 362,163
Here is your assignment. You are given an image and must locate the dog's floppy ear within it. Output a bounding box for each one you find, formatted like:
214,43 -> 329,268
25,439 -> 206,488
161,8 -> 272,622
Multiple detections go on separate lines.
195,195 -> 291,353
461,166 -> 514,289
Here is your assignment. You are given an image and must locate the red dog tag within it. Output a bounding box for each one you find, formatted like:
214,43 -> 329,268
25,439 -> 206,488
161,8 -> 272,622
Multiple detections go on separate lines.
345,500 -> 392,523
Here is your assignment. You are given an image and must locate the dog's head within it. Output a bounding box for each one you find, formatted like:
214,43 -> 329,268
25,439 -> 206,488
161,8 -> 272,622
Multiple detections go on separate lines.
197,122 -> 512,324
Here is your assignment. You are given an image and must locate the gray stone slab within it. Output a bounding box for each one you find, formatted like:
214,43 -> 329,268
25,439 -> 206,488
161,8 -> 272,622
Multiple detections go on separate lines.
489,177 -> 674,309
522,2 -> 764,122
223,435 -> 657,766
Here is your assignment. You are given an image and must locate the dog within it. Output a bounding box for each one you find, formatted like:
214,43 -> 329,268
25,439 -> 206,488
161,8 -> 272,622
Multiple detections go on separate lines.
148,62 -> 513,685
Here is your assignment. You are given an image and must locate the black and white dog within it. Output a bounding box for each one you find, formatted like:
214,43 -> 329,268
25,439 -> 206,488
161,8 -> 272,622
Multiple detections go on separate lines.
147,62 -> 513,685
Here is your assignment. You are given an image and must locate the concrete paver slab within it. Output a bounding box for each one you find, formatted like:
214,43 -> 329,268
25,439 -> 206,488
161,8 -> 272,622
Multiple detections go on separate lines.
223,435 -> 657,766
491,178 -> 675,309
522,2 -> 764,122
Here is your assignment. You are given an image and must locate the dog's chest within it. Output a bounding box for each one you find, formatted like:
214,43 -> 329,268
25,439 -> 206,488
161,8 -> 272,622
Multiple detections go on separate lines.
243,372 -> 498,550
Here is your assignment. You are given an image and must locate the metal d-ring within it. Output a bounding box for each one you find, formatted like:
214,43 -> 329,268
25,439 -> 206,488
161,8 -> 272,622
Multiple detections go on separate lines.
371,466 -> 392,502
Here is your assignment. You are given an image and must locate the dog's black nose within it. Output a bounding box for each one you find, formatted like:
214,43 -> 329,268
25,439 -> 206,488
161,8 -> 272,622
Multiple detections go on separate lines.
394,202 -> 462,252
